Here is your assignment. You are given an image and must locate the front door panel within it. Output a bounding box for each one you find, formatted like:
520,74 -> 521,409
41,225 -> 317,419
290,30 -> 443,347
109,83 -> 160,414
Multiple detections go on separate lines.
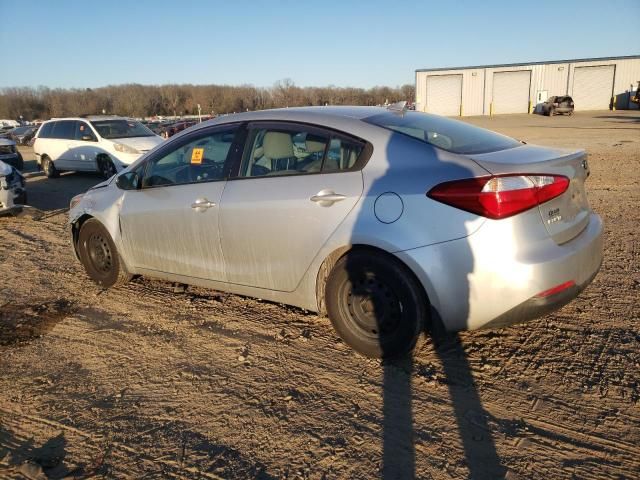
120,182 -> 227,280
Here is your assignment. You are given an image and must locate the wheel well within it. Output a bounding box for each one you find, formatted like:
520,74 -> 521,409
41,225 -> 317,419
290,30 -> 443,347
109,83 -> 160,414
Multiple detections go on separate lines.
96,153 -> 110,164
315,244 -> 430,316
71,214 -> 94,256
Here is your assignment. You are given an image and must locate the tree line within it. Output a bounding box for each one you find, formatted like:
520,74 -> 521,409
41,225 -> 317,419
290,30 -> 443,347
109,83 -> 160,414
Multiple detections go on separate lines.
0,80 -> 415,121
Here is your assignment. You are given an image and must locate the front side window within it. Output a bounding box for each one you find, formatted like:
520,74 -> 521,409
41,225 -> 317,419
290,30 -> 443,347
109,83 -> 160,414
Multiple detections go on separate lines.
75,122 -> 96,141
142,127 -> 238,188
91,120 -> 154,139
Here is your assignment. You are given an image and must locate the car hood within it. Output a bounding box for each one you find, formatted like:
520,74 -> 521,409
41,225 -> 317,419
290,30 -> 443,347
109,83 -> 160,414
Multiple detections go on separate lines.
0,138 -> 16,147
111,136 -> 163,152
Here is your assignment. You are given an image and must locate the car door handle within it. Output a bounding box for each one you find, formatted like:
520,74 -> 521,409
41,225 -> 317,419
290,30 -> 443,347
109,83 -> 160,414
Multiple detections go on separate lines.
310,190 -> 346,206
191,198 -> 217,210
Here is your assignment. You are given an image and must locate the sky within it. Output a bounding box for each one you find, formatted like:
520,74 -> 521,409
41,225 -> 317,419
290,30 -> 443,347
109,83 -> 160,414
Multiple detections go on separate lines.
1,0 -> 638,89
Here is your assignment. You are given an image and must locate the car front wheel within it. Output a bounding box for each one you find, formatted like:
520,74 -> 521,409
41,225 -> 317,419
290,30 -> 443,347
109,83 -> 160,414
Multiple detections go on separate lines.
77,219 -> 131,288
325,251 -> 427,359
98,156 -> 117,179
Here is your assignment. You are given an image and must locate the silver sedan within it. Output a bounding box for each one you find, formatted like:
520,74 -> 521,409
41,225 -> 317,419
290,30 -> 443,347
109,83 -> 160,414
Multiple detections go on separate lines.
69,106 -> 603,358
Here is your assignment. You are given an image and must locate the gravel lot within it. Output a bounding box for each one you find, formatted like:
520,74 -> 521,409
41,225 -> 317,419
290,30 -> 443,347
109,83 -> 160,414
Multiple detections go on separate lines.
1,111 -> 639,479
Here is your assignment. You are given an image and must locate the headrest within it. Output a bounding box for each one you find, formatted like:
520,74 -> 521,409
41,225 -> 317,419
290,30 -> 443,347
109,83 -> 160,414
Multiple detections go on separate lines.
263,132 -> 293,159
305,139 -> 326,154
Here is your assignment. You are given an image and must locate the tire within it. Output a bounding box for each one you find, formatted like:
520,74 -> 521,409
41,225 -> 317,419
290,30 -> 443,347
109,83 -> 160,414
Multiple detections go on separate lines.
325,250 -> 428,359
77,218 -> 131,288
97,155 -> 117,179
17,191 -> 27,205
42,156 -> 59,178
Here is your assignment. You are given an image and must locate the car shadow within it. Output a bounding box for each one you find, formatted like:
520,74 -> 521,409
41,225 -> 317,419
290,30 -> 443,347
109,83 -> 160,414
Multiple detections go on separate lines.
592,114 -> 640,123
347,130 -> 505,478
24,171 -> 104,212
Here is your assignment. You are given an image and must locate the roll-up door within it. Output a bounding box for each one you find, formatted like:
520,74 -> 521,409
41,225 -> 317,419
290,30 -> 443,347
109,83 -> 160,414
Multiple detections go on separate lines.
492,71 -> 531,114
426,75 -> 462,116
572,65 -> 614,111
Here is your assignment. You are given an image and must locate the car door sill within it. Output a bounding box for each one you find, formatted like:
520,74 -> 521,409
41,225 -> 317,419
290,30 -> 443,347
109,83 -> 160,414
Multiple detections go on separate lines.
134,267 -> 316,312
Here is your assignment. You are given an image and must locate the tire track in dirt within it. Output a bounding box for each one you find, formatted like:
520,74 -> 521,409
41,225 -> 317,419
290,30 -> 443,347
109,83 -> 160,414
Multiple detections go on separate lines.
1,117 -> 639,478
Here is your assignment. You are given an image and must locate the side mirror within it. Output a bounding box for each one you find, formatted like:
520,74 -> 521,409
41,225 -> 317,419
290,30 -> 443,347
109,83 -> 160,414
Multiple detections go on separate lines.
116,171 -> 140,190
81,134 -> 96,142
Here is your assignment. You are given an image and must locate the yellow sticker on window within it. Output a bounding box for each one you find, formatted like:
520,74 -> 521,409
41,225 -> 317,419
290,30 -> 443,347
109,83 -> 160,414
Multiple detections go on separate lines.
191,147 -> 204,164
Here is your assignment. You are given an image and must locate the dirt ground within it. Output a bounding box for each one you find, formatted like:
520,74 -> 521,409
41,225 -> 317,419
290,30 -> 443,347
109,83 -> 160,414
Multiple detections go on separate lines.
1,111 -> 639,479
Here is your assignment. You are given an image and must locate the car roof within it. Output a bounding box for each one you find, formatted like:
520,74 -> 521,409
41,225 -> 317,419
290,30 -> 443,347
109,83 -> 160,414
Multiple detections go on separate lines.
45,116 -> 131,122
198,106 -> 392,130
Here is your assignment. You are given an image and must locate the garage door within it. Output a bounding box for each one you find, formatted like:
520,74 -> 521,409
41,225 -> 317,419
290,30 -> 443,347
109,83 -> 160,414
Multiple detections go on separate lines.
492,71 -> 531,114
572,65 -> 614,111
426,75 -> 462,116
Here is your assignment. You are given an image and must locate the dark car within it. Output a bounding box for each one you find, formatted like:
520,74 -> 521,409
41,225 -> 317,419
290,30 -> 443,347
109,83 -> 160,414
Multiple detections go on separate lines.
542,96 -> 575,116
159,120 -> 198,138
0,138 -> 24,171
8,126 -> 38,145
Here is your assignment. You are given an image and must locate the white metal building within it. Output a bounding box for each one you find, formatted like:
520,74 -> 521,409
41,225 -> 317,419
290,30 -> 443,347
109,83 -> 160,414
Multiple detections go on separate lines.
415,55 -> 640,116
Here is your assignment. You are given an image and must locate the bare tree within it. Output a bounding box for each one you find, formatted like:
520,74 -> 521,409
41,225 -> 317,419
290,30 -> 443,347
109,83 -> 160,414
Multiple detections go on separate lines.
0,81 -> 415,120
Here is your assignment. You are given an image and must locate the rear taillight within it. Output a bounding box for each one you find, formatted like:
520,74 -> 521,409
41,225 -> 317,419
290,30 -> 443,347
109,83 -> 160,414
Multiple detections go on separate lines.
427,174 -> 569,219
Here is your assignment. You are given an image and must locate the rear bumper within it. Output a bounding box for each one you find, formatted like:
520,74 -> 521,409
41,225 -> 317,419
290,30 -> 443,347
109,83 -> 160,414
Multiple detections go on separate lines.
395,212 -> 603,331
481,260 -> 600,329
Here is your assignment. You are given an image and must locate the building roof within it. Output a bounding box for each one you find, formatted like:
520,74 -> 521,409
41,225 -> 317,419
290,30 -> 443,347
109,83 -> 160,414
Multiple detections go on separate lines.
415,55 -> 640,73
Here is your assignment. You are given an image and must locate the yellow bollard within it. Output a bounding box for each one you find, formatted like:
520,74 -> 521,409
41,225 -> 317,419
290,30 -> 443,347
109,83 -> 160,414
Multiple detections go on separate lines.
489,103 -> 493,116
612,96 -> 616,111
460,104 -> 463,117
528,100 -> 532,114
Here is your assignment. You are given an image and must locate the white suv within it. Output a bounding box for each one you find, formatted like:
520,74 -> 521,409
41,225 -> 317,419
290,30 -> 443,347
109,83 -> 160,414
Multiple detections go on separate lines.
33,116 -> 164,178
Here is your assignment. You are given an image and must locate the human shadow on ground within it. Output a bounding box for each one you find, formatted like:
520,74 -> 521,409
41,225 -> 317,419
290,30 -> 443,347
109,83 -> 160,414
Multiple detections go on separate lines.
343,122 -> 506,479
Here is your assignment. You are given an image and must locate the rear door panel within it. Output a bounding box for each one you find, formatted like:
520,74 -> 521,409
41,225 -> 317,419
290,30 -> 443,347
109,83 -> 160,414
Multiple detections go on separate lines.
220,171 -> 363,291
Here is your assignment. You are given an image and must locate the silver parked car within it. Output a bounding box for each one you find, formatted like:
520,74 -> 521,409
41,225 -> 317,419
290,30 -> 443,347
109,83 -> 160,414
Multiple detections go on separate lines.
68,106 -> 603,358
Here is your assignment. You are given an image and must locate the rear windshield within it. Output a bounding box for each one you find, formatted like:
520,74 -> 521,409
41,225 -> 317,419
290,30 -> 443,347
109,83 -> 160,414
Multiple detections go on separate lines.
363,111 -> 520,155
90,120 -> 154,139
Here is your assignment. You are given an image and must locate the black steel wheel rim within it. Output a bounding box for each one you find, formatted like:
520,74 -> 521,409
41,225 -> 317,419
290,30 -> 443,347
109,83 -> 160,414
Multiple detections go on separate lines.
86,233 -> 113,273
101,160 -> 115,178
340,273 -> 403,340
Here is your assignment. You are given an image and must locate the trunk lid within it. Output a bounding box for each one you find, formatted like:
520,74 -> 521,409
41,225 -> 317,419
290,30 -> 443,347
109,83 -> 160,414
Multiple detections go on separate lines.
469,144 -> 591,244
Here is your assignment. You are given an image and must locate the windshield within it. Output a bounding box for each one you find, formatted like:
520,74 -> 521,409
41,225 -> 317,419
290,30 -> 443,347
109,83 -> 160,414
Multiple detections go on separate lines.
90,120 -> 155,139
363,111 -> 520,155
12,126 -> 31,134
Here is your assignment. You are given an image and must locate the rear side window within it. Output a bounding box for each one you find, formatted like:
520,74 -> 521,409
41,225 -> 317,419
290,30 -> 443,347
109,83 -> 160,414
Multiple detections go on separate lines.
364,111 -> 520,155
324,138 -> 363,172
38,122 -> 54,138
241,127 -> 329,177
239,124 -> 367,178
50,121 -> 76,140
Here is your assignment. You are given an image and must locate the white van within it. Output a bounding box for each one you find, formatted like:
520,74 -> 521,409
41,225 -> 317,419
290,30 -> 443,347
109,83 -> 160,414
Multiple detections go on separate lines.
33,116 -> 164,178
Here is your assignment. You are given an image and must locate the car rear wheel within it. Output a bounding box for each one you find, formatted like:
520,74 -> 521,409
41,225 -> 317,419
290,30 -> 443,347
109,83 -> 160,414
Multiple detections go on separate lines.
77,219 -> 131,288
325,251 -> 427,359
42,156 -> 59,178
